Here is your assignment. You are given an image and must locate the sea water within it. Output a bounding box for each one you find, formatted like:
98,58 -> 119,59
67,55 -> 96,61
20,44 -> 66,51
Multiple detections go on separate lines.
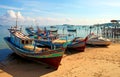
0,26 -> 9,49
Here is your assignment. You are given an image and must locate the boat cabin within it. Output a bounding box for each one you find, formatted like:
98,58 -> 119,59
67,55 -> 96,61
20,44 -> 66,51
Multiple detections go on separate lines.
9,29 -> 33,48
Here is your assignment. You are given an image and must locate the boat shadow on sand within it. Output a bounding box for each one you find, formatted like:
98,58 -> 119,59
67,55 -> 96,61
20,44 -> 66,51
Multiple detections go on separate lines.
0,49 -> 57,77
65,49 -> 85,55
86,45 -> 109,48
64,45 -> 109,55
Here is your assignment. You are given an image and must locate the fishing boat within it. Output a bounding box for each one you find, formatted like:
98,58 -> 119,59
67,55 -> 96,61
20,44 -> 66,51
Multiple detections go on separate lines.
50,26 -> 56,28
4,26 -> 65,69
48,26 -> 58,33
25,26 -> 36,36
35,34 -> 59,47
49,29 -> 58,33
66,36 -> 88,51
67,25 -> 76,32
67,28 -> 76,32
34,34 -> 67,48
35,33 -> 88,52
86,33 -> 111,46
35,26 -> 45,36
26,26 -> 46,37
26,26 -> 57,36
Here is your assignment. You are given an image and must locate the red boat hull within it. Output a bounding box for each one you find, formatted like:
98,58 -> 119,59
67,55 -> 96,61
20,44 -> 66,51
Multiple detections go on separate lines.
16,52 -> 63,69
12,48 -> 63,70
66,36 -> 88,52
31,56 -> 63,69
67,45 -> 86,52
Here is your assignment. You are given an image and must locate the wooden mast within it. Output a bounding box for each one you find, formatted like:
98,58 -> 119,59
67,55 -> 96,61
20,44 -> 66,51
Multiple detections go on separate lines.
15,12 -> 18,28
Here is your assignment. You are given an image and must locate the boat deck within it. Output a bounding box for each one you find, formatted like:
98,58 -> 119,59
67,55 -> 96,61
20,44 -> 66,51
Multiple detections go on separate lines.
52,39 -> 70,44
14,31 -> 31,40
24,45 -> 43,53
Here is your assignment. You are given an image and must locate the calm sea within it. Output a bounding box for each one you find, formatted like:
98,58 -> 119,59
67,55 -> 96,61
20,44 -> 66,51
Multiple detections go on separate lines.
0,26 -> 9,49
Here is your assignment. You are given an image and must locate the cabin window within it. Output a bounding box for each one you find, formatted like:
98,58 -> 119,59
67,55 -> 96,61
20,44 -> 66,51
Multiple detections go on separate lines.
21,40 -> 24,44
26,40 -> 29,44
21,40 -> 33,44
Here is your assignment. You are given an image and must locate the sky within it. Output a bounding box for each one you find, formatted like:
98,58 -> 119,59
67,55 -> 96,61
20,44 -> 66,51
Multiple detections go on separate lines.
0,0 -> 120,26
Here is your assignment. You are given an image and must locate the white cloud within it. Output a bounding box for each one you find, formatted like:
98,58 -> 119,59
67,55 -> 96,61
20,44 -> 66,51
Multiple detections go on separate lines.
0,10 -> 113,26
0,10 -> 75,26
33,17 -> 78,26
0,10 -> 25,25
2,10 -> 24,20
0,5 -> 23,10
17,12 -> 24,20
4,10 -> 16,18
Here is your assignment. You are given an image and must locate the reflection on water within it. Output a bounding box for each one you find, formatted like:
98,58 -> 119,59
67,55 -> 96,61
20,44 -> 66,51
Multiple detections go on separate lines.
0,26 -> 9,49
0,48 -> 34,66
0,49 -> 13,62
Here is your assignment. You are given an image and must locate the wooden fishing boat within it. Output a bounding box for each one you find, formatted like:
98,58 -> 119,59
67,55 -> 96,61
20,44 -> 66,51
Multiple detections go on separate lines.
67,28 -> 76,32
66,36 -> 88,51
35,34 -> 59,47
35,34 -> 88,52
49,29 -> 58,33
86,33 -> 111,46
50,26 -> 56,28
67,26 -> 76,32
48,26 -> 58,33
25,27 -> 36,36
4,26 -> 65,69
25,26 -> 44,36
26,26 -> 56,36
35,34 -> 69,48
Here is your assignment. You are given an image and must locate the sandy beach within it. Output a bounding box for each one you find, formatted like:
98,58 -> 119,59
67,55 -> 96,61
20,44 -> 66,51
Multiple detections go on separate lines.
0,43 -> 120,77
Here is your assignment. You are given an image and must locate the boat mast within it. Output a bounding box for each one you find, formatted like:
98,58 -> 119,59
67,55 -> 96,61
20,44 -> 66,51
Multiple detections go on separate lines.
15,12 -> 18,28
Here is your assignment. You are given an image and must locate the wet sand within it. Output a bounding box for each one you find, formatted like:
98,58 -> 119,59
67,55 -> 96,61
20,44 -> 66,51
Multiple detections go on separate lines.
0,43 -> 120,77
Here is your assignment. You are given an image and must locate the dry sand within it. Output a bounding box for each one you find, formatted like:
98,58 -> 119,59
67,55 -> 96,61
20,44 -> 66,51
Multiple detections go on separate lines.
0,43 -> 120,77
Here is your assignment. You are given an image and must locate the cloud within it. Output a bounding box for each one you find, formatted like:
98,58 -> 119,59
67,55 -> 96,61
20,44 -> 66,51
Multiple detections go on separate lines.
0,10 -> 73,26
3,10 -> 25,19
4,10 -> 16,18
34,17 -> 73,25
0,10 -> 112,26
0,10 -> 25,25
0,5 -> 23,10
